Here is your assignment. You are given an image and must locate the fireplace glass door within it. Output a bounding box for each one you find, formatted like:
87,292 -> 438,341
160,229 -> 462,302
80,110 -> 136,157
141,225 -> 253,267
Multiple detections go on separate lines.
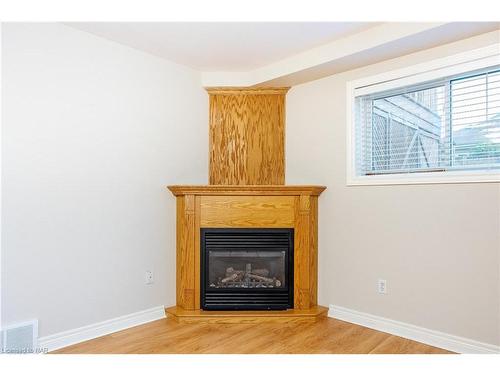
201,228 -> 294,310
208,249 -> 287,289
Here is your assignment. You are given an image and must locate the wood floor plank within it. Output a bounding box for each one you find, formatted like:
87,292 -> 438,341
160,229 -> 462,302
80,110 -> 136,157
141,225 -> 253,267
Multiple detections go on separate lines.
53,317 -> 453,354
369,335 -> 451,354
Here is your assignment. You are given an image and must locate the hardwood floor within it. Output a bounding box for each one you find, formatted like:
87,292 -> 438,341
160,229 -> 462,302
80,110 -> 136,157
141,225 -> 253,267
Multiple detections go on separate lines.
54,316 -> 453,354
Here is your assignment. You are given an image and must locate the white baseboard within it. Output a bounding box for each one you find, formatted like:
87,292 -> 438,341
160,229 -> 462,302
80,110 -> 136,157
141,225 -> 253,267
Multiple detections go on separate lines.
329,304 -> 499,354
39,305 -> 166,352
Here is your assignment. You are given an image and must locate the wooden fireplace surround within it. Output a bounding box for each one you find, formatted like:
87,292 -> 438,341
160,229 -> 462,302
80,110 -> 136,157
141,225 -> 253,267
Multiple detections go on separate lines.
166,185 -> 327,323
166,87 -> 326,322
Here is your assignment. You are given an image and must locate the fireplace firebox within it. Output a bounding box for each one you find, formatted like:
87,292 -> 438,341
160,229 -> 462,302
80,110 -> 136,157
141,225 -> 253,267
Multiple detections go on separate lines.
201,228 -> 294,310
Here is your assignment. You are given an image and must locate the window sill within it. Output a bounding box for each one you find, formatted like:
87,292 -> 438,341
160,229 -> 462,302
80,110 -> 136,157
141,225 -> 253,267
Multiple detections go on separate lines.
347,170 -> 500,186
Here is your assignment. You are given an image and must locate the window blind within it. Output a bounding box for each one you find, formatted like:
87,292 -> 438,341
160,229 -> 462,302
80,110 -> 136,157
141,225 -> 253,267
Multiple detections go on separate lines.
354,66 -> 500,176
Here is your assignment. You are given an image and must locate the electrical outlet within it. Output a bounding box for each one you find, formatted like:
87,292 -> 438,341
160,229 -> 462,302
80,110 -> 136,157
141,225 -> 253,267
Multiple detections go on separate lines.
145,271 -> 154,285
377,279 -> 387,294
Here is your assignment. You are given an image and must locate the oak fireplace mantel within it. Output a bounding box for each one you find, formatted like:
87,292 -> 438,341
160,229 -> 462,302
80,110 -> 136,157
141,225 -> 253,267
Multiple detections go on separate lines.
166,184 -> 327,323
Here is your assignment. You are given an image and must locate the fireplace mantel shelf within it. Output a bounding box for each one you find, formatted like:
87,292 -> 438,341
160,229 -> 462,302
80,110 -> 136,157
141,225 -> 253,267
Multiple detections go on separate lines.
168,185 -> 326,196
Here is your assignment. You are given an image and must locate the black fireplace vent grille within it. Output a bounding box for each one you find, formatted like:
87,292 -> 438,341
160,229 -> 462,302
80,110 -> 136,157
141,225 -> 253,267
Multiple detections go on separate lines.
204,232 -> 292,248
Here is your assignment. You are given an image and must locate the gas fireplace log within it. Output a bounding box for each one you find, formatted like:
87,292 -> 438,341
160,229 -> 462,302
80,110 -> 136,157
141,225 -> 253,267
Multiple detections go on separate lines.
247,273 -> 274,283
223,267 -> 276,285
226,267 -> 245,277
221,273 -> 240,283
226,267 -> 270,277
225,268 -> 245,278
251,268 -> 270,277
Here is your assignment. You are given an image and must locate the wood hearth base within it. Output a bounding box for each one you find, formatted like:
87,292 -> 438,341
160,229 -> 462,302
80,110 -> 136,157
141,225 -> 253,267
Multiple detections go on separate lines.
165,306 -> 328,324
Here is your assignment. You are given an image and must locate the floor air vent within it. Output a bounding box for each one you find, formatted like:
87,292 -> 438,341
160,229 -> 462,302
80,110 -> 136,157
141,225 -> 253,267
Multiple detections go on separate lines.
1,320 -> 38,354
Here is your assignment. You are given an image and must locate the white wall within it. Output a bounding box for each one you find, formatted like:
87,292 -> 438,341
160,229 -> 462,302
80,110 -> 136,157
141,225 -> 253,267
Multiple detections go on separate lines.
1,23 -> 208,337
286,31 -> 500,345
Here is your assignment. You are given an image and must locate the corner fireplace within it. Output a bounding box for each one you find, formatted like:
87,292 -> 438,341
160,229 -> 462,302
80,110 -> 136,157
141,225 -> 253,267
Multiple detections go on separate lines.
201,228 -> 294,310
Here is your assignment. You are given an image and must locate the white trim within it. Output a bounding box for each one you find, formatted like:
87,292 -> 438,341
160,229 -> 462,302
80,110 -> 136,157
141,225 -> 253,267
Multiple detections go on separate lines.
346,80 -> 357,186
346,43 -> 500,186
38,305 -> 166,352
329,304 -> 500,354
348,170 -> 500,186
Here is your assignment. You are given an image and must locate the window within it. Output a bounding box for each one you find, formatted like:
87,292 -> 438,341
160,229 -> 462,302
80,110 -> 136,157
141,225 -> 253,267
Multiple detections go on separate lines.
348,45 -> 500,185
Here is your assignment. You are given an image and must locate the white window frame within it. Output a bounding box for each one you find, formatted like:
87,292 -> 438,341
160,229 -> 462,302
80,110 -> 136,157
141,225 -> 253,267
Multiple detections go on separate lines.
346,43 -> 500,186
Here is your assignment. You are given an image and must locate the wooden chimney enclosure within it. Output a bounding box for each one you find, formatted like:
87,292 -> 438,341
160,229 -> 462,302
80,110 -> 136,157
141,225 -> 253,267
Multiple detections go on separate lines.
167,87 -> 326,323
208,87 -> 287,185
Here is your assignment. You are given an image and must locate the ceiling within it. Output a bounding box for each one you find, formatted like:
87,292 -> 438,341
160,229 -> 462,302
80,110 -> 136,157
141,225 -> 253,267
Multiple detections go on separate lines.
66,22 -> 499,87
66,22 -> 379,71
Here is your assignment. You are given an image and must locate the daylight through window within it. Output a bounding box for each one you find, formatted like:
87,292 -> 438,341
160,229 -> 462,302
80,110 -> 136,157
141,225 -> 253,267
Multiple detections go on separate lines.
355,67 -> 500,176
